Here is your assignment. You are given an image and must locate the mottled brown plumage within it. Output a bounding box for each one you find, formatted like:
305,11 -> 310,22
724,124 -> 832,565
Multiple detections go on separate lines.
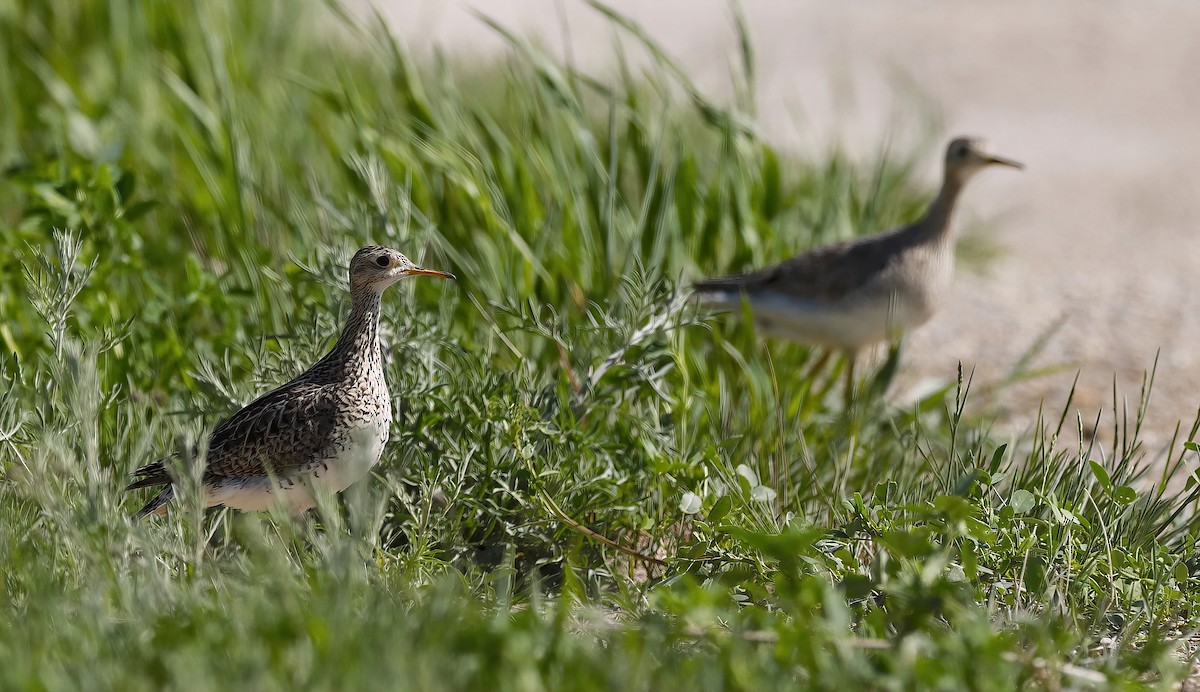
128,246 -> 454,519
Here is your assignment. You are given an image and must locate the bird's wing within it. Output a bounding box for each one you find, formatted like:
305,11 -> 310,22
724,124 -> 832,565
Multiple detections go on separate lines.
694,228 -> 911,303
202,382 -> 340,478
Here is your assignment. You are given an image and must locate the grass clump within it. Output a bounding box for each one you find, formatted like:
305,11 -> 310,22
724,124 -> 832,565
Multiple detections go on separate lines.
2,0 -> 1200,689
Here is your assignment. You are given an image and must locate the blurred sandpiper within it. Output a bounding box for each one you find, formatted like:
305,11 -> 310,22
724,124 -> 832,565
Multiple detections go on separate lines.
693,136 -> 1022,402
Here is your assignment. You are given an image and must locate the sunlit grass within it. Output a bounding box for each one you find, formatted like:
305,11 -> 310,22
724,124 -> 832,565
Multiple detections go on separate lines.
2,0 -> 1199,688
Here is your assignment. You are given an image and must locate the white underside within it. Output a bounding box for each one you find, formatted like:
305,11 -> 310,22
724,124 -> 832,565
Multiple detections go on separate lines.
205,422 -> 389,514
701,289 -> 933,351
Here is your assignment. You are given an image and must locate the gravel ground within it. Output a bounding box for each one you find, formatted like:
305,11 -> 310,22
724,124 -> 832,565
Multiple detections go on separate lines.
357,0 -> 1200,449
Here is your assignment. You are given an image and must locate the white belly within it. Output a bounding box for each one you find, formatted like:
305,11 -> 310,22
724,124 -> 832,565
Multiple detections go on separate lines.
703,289 -> 932,351
205,420 -> 390,514
320,422 -> 390,494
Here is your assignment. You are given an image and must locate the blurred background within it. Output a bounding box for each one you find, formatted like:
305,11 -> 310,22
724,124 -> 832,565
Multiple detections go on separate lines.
360,0 -> 1200,444
5,2 -> 1200,684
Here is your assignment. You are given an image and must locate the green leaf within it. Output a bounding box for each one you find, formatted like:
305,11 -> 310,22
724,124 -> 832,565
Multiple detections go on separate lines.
1024,553 -> 1047,594
115,170 -> 136,203
879,529 -> 934,558
932,495 -> 972,522
33,183 -> 78,220
960,541 -> 979,581
1048,503 -> 1082,526
750,485 -> 776,503
965,517 -> 996,545
951,470 -> 981,497
1089,460 -> 1111,490
735,464 -> 758,488
121,200 -> 159,222
1113,486 -> 1137,505
839,574 -> 873,600
1010,489 -> 1036,514
873,480 -> 898,504
988,444 -> 1008,472
725,526 -> 823,565
707,495 -> 732,524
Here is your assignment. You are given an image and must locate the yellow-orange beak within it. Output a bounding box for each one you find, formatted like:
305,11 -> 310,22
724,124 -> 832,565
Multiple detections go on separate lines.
406,267 -> 456,280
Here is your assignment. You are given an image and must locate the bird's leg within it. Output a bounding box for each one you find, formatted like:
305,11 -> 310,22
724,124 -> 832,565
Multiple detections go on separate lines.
800,348 -> 833,384
291,505 -> 316,523
843,351 -> 857,409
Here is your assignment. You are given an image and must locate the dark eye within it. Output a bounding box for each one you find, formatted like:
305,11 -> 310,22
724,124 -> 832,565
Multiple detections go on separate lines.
376,256 -> 390,267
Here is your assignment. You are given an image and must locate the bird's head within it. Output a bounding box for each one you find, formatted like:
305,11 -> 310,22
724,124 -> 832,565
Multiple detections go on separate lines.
943,136 -> 1023,184
348,245 -> 455,294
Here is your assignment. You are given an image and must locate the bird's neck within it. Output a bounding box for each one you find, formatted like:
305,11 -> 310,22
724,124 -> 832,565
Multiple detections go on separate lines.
917,174 -> 965,242
322,290 -> 384,379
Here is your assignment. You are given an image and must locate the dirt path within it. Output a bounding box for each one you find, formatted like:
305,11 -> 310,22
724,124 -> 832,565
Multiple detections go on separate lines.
357,0 -> 1200,448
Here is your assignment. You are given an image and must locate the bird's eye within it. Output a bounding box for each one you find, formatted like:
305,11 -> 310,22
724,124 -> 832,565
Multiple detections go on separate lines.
376,256 -> 390,268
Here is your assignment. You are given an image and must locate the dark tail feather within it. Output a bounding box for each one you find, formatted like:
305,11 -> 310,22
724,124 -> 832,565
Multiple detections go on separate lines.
126,460 -> 170,491
134,485 -> 174,520
128,459 -> 174,519
692,276 -> 750,292
691,278 -> 725,292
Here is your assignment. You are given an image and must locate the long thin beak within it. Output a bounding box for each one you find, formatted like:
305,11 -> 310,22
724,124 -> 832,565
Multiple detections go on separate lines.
986,154 -> 1024,170
406,267 -> 456,280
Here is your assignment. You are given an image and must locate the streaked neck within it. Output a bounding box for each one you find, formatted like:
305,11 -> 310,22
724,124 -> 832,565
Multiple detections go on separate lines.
323,290 -> 383,375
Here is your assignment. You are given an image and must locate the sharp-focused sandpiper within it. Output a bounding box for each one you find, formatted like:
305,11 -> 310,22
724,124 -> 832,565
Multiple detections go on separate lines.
128,245 -> 454,518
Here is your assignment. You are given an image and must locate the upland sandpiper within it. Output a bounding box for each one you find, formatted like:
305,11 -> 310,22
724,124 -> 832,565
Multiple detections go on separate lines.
127,246 -> 454,518
693,137 -> 1022,399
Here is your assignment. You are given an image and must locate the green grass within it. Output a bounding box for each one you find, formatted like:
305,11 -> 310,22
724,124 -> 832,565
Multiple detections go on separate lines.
2,0 -> 1200,689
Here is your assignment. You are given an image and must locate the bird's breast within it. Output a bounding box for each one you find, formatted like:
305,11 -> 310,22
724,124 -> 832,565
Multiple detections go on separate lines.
875,242 -> 955,326
319,418 -> 391,494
